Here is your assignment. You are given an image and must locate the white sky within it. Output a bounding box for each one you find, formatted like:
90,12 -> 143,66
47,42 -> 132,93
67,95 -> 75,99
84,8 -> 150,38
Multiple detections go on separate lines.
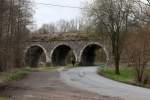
33,0 -> 89,29
33,0 -> 147,29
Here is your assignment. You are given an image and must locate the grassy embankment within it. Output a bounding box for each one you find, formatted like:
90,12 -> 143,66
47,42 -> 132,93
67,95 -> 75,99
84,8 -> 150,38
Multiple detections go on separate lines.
0,67 -> 32,84
98,66 -> 150,88
0,66 -> 66,84
0,67 -> 32,100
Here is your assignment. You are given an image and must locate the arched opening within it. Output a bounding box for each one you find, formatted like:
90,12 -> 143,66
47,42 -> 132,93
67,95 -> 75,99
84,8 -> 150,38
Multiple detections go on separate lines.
52,45 -> 76,66
25,46 -> 46,67
81,44 -> 106,66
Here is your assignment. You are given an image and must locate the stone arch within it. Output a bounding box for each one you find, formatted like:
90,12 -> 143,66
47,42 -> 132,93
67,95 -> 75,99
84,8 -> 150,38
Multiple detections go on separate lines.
50,44 -> 77,66
79,42 -> 109,66
25,44 -> 48,67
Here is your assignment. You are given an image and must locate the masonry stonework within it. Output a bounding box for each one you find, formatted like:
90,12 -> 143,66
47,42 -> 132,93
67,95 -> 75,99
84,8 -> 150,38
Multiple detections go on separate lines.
24,39 -> 110,66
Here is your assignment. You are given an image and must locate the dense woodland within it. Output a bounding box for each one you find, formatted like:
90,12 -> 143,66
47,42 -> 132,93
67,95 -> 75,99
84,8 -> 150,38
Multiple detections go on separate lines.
0,0 -> 32,71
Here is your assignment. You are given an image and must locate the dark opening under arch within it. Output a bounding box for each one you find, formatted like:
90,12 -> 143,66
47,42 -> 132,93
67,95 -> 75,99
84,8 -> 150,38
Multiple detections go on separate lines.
81,44 -> 106,66
25,46 -> 46,67
52,45 -> 75,66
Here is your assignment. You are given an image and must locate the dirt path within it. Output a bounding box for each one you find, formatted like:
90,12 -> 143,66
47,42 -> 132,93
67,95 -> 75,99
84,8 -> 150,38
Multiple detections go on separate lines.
1,71 -> 121,100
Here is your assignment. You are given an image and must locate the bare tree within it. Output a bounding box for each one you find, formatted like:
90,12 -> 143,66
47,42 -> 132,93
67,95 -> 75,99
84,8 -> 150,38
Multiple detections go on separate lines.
0,0 -> 33,71
85,0 -> 133,74
125,25 -> 150,84
0,0 -> 6,71
38,23 -> 57,34
56,19 -> 80,33
37,18 -> 81,34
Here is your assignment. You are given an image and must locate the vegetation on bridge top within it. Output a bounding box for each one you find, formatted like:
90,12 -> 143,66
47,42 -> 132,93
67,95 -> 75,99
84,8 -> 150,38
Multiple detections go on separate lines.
29,32 -> 102,41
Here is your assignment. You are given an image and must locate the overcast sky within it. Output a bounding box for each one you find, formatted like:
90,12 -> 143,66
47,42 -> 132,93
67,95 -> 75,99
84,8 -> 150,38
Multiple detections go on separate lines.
33,0 -> 147,29
33,0 -> 88,29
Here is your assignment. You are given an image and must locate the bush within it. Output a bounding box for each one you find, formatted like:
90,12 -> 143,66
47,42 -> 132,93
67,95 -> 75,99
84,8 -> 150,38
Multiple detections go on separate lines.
7,67 -> 32,81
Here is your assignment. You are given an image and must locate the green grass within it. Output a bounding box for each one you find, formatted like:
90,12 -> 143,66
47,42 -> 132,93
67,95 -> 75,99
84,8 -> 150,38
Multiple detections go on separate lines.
6,67 -> 32,81
6,66 -> 66,81
31,66 -> 60,72
0,67 -> 32,84
99,66 -> 150,88
0,65 -> 76,85
0,66 -> 57,99
0,97 -> 9,100
100,67 -> 135,83
0,66 -> 68,83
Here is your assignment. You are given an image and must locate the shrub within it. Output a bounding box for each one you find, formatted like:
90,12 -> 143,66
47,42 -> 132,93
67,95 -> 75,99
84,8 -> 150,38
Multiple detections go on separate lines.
7,67 -> 32,81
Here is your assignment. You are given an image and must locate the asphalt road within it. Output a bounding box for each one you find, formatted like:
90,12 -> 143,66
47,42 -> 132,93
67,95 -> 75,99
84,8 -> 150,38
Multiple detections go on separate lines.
60,67 -> 150,100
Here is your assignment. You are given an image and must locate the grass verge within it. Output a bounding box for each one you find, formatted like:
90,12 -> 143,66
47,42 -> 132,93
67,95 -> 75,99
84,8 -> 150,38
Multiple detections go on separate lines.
0,66 -> 71,84
0,67 -> 32,100
31,66 -> 73,72
6,67 -> 32,82
0,97 -> 8,100
31,66 -> 59,72
98,66 -> 150,88
0,67 -> 32,85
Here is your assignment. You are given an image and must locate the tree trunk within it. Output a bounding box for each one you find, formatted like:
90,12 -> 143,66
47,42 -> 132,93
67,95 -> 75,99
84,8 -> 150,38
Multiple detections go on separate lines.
114,54 -> 120,75
114,43 -> 120,75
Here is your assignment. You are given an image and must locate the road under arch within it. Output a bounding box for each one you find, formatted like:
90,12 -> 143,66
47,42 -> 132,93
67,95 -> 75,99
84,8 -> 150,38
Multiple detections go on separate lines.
25,46 -> 46,67
52,45 -> 76,66
80,44 -> 106,66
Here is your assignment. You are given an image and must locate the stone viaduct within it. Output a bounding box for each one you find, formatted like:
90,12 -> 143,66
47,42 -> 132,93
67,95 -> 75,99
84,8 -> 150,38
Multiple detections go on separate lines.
24,34 -> 110,67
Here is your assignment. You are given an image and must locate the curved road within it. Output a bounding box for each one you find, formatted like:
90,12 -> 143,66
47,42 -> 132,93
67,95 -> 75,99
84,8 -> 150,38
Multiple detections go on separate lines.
60,67 -> 150,100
